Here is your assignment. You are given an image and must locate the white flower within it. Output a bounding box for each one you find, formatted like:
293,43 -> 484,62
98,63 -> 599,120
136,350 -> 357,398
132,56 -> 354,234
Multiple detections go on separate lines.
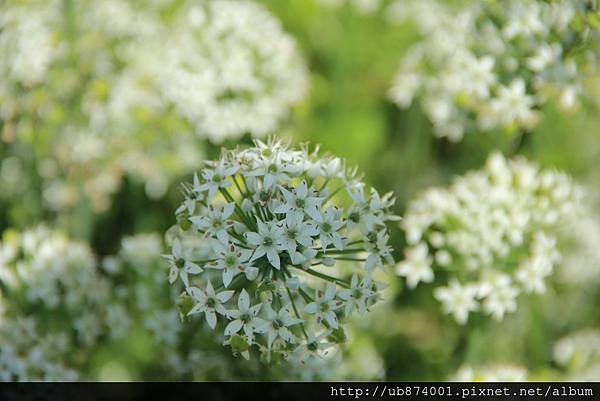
248,152 -> 292,189
479,275 -> 520,320
395,243 -> 434,288
487,79 -> 538,128
304,284 -> 343,328
364,229 -> 395,271
198,160 -> 239,200
256,306 -> 303,349
210,242 -> 256,287
280,212 -> 319,253
307,206 -> 345,250
273,180 -> 323,216
338,274 -> 374,316
187,281 -> 234,329
163,238 -> 203,286
246,220 -> 285,269
224,289 -> 264,340
189,203 -> 235,243
434,280 -> 479,324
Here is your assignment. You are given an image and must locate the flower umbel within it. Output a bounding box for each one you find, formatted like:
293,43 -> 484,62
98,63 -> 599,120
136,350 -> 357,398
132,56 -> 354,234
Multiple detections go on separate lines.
167,139 -> 398,361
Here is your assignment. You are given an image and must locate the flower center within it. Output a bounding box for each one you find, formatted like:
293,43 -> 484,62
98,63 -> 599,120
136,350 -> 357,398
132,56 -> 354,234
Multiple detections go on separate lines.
206,298 -> 216,308
175,258 -> 185,269
273,319 -> 283,329
225,255 -> 237,267
287,229 -> 298,239
241,314 -> 252,323
319,303 -> 330,312
295,198 -> 305,208
352,289 -> 362,299
259,191 -> 270,202
322,222 -> 332,232
263,236 -> 274,247
268,164 -> 278,173
212,219 -> 222,229
213,174 -> 223,183
349,212 -> 360,223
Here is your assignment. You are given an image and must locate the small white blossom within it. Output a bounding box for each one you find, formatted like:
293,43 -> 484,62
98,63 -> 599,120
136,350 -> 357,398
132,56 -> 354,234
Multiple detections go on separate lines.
163,238 -> 203,286
395,243 -> 434,288
189,203 -> 235,243
256,306 -> 303,349
338,274 -> 374,316
246,220 -> 286,270
304,284 -> 343,328
187,281 -> 235,329
210,242 -> 256,287
224,289 -> 264,341
434,280 -> 479,324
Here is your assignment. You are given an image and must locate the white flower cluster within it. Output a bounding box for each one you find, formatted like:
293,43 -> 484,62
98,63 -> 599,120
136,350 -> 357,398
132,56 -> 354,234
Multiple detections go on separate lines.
0,226 -> 109,380
316,0 -> 382,15
154,0 -> 309,142
387,0 -> 599,141
0,0 -> 308,213
166,139 -> 398,361
0,317 -> 78,381
553,329 -> 600,380
396,152 -> 581,324
451,364 -> 528,382
0,0 -> 204,212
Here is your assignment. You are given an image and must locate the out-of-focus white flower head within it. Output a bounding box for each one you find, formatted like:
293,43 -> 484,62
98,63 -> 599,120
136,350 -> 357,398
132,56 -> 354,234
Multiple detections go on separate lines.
387,0 -> 599,141
0,226 -> 110,380
396,152 -> 582,324
166,138 -> 399,362
0,0 -> 308,214
154,0 -> 309,142
553,329 -> 600,380
451,364 -> 528,382
0,317 -> 79,381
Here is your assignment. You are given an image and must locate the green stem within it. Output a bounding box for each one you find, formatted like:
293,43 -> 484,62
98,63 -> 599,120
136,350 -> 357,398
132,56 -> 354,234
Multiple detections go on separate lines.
286,287 -> 309,340
319,248 -> 365,256
232,174 -> 247,198
297,267 -> 350,288
220,188 -> 255,230
191,258 -> 217,264
298,288 -> 314,303
333,257 -> 367,262
318,177 -> 330,193
323,186 -> 345,204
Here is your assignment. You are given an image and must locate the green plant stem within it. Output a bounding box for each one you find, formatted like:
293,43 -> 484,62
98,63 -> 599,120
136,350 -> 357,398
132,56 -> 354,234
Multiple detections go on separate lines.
296,267 -> 350,288
286,287 -> 309,340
